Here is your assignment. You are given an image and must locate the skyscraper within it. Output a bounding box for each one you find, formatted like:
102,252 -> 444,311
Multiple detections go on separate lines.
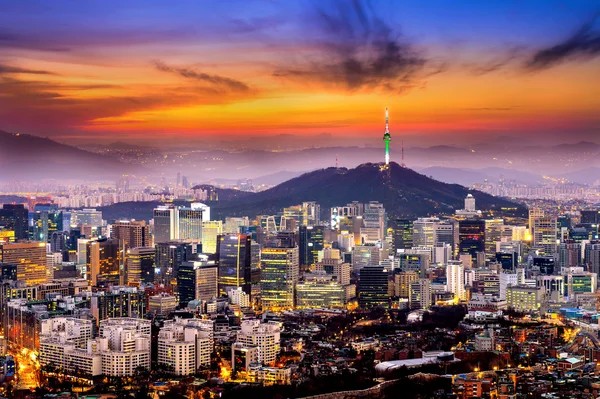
153,204 -> 209,244
177,258 -> 218,305
383,107 -> 391,165
201,221 -> 222,254
260,246 -> 299,309
155,241 -> 194,285
0,241 -> 48,285
111,220 -> 152,249
30,205 -> 63,242
458,219 -> 486,261
358,265 -> 388,307
126,247 -> 156,286
446,260 -> 466,301
299,225 -> 325,267
86,238 -> 121,287
0,204 -> 28,240
390,219 -> 413,251
533,216 -> 558,255
216,234 -> 252,296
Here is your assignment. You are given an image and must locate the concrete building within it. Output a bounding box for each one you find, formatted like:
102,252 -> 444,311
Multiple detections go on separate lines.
506,285 -> 542,312
157,318 -> 214,375
235,320 -> 281,366
148,293 -> 177,316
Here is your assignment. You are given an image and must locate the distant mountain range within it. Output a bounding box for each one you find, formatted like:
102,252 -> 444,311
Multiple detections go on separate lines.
0,130 -> 139,181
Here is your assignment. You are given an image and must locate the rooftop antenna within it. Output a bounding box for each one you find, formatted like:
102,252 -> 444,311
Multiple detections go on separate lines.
401,139 -> 406,168
336,154 -> 338,168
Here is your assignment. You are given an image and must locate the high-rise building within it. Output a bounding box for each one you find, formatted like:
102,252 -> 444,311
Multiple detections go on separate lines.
30,206 -> 63,242
177,258 -> 218,305
296,274 -> 346,309
390,219 -> 413,252
260,246 -> 299,309
98,318 -> 151,376
86,238 -> 121,287
224,217 -> 250,234
125,247 -> 156,286
465,194 -> 476,212
0,204 -> 28,240
458,219 -> 485,261
299,225 -> 325,267
394,271 -> 419,298
155,241 -> 194,285
153,205 -> 178,244
110,220 -> 152,249
302,201 -> 321,227
358,265 -> 388,307
153,204 -> 208,244
533,216 -> 558,255
363,202 -> 386,241
216,234 -> 252,296
558,241 -> 582,269
201,221 -> 222,254
409,279 -> 431,309
446,260 -> 466,301
235,320 -> 281,366
352,245 -> 379,271
412,218 -> 438,247
91,287 -> 146,322
581,209 -> 600,224
585,243 -> 600,276
157,318 -> 213,375
70,209 -> 103,230
484,219 -> 505,257
314,257 -> 351,285
0,241 -> 48,285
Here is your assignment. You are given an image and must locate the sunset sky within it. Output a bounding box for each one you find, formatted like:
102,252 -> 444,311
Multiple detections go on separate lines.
0,0 -> 599,145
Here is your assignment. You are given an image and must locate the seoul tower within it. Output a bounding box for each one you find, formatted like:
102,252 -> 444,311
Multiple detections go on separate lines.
383,107 -> 391,165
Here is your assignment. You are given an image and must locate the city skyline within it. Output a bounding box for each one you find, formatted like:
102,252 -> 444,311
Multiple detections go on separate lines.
0,0 -> 599,145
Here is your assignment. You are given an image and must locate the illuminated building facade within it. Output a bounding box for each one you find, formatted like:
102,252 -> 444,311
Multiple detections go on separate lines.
260,246 -> 299,309
216,234 -> 252,296
0,241 -> 48,285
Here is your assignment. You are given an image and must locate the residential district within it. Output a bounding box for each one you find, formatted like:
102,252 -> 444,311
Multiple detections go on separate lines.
1,191 -> 600,399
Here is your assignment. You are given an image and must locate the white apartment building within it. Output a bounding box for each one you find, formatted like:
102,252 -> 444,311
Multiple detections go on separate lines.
235,320 -> 281,366
157,318 -> 214,375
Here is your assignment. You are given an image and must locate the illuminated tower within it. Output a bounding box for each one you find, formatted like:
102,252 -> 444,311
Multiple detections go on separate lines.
383,107 -> 391,165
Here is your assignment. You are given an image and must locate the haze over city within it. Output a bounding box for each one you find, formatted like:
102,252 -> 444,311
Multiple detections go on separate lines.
1,2 -> 600,399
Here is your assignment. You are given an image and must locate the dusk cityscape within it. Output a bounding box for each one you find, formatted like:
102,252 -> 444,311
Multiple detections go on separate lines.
0,1 -> 600,399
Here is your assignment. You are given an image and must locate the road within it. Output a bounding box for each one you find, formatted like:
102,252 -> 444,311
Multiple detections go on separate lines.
11,347 -> 40,390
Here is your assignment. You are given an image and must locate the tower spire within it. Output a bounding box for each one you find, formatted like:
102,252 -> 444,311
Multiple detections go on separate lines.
383,107 -> 391,165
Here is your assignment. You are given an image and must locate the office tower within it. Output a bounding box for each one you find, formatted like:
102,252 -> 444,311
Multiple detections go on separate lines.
71,209 -> 103,230
446,260 -> 466,301
434,221 -> 457,250
458,219 -> 485,261
302,201 -> 320,227
412,218 -> 438,247
216,234 -> 252,296
50,231 -> 68,253
0,204 -> 28,240
201,221 -> 222,254
296,274 -> 346,309
153,205 -> 177,243
394,271 -> 419,298
528,207 -> 545,234
282,205 -> 303,230
358,265 -> 388,307
110,220 -> 152,249
157,319 -> 213,375
179,204 -> 207,241
533,216 -> 558,255
235,320 -> 281,366
91,287 -> 146,322
86,238 -> 121,287
383,107 -> 391,165
496,252 -> 518,271
390,219 -> 413,252
224,217 -> 250,234
299,225 -> 325,267
561,267 -> 597,297
536,275 -> 565,302
30,206 -> 63,242
363,201 -> 386,240
484,219 -> 505,256
155,241 -> 194,285
409,279 -> 431,309
148,293 -> 177,316
581,209 -> 600,224
465,194 -> 476,212
177,259 -> 218,305
433,243 -> 452,265
0,242 -> 48,285
125,247 -> 156,286
534,256 -> 555,275
506,286 -> 542,312
314,258 -> 351,285
352,245 -> 379,271
260,246 -> 299,309
498,272 -> 518,300
558,241 -> 582,268
228,287 -> 251,308
398,253 -> 430,278
585,243 -> 600,276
